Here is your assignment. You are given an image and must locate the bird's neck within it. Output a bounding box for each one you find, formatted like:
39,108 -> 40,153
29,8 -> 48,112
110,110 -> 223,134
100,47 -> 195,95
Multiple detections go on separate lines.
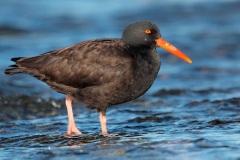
133,48 -> 160,76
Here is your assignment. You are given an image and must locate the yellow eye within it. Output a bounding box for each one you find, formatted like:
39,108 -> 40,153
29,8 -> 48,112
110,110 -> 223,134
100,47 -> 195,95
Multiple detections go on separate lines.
145,29 -> 151,34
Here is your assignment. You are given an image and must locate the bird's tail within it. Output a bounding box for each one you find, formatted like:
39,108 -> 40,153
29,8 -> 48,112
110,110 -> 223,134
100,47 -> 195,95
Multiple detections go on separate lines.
4,57 -> 25,75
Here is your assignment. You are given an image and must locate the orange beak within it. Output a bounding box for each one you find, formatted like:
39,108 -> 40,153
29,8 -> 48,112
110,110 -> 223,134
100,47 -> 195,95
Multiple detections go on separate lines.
156,38 -> 192,64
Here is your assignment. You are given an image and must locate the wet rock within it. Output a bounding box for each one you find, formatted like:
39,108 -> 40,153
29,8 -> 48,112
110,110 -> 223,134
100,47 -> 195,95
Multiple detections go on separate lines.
0,26 -> 29,36
0,94 -> 67,122
153,89 -> 187,96
208,119 -> 240,125
128,115 -> 179,123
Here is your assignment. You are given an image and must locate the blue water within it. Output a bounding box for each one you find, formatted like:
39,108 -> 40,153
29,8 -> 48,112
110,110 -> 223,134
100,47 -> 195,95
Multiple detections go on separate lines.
0,0 -> 240,159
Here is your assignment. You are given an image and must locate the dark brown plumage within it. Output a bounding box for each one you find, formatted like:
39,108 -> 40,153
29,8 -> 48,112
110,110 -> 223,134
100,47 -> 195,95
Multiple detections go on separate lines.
5,21 -> 192,136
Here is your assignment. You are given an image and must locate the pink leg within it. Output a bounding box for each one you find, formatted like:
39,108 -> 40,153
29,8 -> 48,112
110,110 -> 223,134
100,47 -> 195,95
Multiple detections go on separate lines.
99,110 -> 109,136
66,95 -> 82,136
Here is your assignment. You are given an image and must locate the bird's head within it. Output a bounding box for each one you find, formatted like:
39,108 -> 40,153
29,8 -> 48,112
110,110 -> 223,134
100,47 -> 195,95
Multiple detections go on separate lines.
122,21 -> 192,64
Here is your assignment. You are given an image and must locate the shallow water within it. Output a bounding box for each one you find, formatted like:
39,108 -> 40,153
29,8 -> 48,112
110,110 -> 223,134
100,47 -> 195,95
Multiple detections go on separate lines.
0,0 -> 240,159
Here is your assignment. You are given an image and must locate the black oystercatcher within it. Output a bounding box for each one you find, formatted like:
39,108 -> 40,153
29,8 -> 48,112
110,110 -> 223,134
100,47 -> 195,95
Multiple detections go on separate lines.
5,21 -> 192,136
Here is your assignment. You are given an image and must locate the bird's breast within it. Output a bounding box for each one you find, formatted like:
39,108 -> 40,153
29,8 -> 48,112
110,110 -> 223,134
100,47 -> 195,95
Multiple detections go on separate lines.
129,49 -> 161,99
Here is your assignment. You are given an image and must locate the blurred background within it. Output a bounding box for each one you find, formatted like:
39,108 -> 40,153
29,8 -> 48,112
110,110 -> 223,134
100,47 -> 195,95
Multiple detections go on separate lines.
0,0 -> 239,159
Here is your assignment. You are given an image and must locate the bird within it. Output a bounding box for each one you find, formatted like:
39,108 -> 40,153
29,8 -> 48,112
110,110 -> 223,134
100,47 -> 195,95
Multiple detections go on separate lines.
5,21 -> 192,136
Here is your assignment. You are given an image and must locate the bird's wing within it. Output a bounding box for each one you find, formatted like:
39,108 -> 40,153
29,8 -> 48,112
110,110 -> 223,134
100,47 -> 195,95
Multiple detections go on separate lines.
16,39 -> 134,89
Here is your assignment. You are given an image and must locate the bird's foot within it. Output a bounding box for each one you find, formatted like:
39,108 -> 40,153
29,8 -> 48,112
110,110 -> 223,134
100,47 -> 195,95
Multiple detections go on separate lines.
66,127 -> 82,136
